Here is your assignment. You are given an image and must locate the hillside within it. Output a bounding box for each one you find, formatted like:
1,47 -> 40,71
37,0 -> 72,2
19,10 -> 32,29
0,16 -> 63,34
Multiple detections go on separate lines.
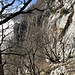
3,0 -> 75,75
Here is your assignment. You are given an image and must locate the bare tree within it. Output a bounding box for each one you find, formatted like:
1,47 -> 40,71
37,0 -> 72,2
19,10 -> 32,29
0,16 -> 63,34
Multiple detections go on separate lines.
0,0 -> 46,75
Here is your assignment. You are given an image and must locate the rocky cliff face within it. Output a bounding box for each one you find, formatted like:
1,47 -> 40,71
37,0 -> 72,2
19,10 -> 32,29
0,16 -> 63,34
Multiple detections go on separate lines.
11,0 -> 75,75
43,0 -> 75,75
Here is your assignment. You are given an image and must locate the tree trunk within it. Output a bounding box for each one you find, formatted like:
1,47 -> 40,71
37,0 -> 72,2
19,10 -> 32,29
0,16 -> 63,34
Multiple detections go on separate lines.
62,43 -> 65,63
0,53 -> 4,75
32,53 -> 36,75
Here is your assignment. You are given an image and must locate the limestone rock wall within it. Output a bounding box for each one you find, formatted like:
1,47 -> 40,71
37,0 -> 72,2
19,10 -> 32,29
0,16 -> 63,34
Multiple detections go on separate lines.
44,0 -> 75,61
41,0 -> 75,74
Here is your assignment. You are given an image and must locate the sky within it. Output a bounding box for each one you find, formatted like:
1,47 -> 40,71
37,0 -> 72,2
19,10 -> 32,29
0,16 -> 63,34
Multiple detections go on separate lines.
25,0 -> 37,8
14,0 -> 37,5
30,0 -> 37,4
0,0 -> 37,14
25,0 -> 37,10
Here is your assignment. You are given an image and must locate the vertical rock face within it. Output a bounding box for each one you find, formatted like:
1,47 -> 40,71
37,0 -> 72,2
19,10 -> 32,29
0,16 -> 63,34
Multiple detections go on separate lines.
41,0 -> 75,74
29,0 -> 75,74
19,0 -> 75,74
50,66 -> 68,75
46,0 -> 75,60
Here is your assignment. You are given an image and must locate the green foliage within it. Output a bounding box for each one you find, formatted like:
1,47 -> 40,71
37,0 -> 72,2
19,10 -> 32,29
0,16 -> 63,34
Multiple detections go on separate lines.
60,8 -> 69,15
46,0 -> 55,3
46,0 -> 56,14
49,7 -> 56,14
46,0 -> 50,3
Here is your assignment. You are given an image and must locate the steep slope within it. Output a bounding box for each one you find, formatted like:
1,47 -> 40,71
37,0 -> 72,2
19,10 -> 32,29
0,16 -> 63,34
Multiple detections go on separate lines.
5,0 -> 75,75
20,0 -> 75,75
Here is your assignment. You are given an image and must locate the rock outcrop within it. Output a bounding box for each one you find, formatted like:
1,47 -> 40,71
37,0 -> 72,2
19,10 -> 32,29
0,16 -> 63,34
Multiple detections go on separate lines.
4,0 -> 75,75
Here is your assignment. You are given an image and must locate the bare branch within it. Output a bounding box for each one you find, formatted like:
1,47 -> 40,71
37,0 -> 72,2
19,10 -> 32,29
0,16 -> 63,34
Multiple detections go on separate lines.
1,43 -> 18,52
0,0 -> 15,13
0,30 -> 13,46
21,8 -> 45,14
1,52 -> 28,56
0,0 -> 32,25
